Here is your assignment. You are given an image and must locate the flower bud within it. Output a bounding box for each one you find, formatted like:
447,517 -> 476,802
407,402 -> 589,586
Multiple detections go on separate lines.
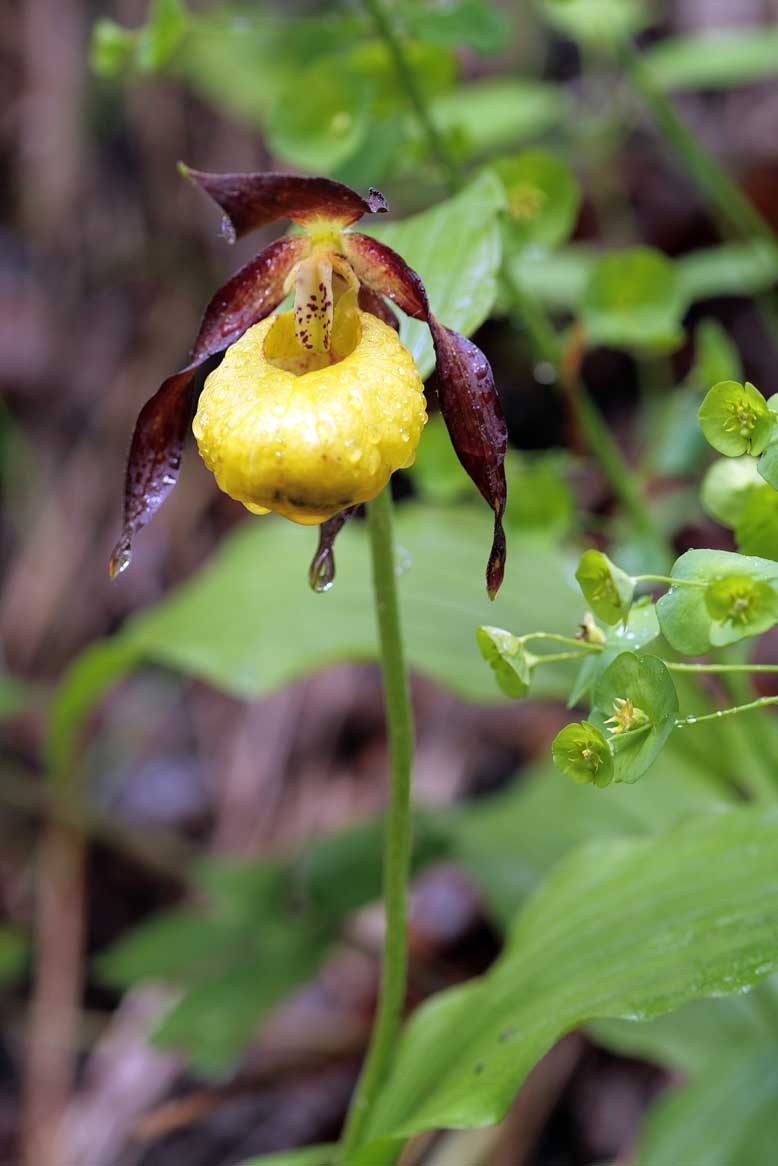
193,305 -> 427,524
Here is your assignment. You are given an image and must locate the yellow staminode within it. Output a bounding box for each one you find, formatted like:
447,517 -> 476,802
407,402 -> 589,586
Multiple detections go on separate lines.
193,303 -> 427,524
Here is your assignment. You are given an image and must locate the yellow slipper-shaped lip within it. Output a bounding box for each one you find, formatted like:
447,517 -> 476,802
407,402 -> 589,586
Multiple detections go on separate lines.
193,308 -> 427,524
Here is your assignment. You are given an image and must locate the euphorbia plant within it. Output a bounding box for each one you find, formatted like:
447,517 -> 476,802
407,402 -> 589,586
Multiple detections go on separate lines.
109,166 -> 507,1157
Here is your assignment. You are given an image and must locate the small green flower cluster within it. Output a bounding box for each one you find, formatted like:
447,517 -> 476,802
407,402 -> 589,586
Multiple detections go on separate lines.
478,532 -> 778,790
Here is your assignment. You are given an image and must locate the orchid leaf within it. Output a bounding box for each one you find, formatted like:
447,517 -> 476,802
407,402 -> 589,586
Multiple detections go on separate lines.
360,806 -> 778,1144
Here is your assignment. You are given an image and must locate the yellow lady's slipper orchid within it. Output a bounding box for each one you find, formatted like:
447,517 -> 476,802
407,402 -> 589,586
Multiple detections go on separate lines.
193,305 -> 427,524
110,168 -> 507,596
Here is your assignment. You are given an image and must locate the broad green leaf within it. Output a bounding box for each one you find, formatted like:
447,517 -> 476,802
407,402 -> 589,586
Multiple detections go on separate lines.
537,0 -> 651,48
98,857 -> 329,1072
581,247 -> 684,353
592,987 -> 772,1076
638,1046 -> 778,1166
432,80 -> 567,159
493,149 -> 580,249
367,171 -> 504,378
677,241 -> 778,303
400,0 -> 512,55
735,484 -> 778,559
177,10 -> 357,129
348,38 -> 457,112
514,242 -> 778,314
510,244 -> 595,311
45,637 -> 142,779
589,653 -> 678,783
656,548 -> 778,655
299,813 -> 450,920
153,950 -> 328,1072
701,456 -> 762,529
452,745 -> 730,928
643,27 -> 778,92
119,506 -> 579,704
267,57 -> 372,171
364,807 -> 778,1142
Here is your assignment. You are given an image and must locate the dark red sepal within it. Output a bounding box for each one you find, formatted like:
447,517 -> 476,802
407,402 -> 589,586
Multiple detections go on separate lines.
192,235 -> 306,358
358,285 -> 399,331
308,507 -> 359,593
428,315 -> 507,599
109,235 -> 305,578
342,234 -> 429,320
181,165 -> 387,243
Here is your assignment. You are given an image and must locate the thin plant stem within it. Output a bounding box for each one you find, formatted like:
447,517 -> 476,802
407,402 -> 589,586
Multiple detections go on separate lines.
633,573 -> 706,588
618,41 -> 773,245
668,662 -> 778,674
533,650 -> 592,666
521,632 -> 597,649
675,693 -> 778,728
521,632 -> 778,676
340,486 -> 415,1156
618,39 -> 778,341
362,0 -> 460,191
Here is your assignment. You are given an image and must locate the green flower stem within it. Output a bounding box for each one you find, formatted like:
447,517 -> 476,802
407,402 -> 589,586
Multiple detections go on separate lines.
340,486 -> 414,1157
361,0 -> 460,191
668,662 -> 778,674
520,633 -> 778,676
675,694 -> 778,729
632,574 -> 706,588
521,632 -> 598,649
533,650 -> 592,666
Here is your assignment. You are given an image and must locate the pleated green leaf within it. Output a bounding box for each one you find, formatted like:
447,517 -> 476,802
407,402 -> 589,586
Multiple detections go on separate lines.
362,807 -> 778,1146
121,506 -> 579,703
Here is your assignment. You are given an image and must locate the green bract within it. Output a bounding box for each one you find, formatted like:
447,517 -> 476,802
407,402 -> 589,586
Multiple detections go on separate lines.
657,549 -> 778,654
476,626 -> 531,699
700,456 -> 762,529
698,381 -> 773,458
704,575 -> 778,647
756,393 -> 778,490
575,549 -> 634,625
736,484 -> 778,559
568,598 -> 660,707
590,652 -> 678,784
551,721 -> 614,788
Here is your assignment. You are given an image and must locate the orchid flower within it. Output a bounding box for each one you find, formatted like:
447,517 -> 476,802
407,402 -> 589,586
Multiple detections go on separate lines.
110,169 -> 507,596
